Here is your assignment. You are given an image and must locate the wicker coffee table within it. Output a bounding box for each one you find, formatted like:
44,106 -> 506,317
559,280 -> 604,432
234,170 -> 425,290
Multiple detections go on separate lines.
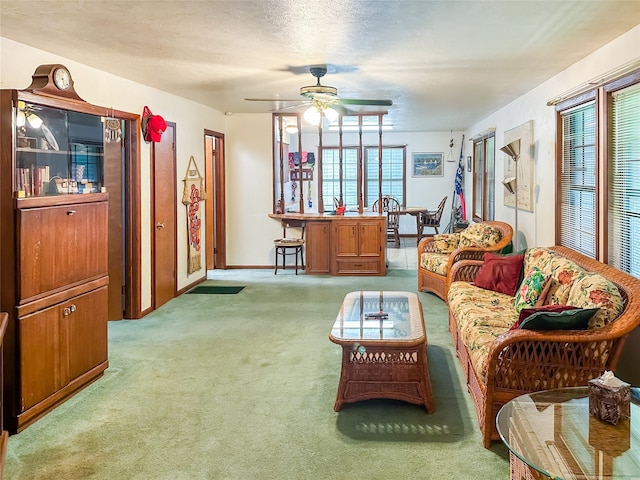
329,291 -> 434,413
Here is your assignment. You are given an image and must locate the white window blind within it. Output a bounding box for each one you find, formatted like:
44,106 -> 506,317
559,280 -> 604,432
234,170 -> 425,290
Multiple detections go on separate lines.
608,82 -> 640,278
559,101 -> 597,258
321,148 -> 358,208
321,146 -> 405,208
365,146 -> 405,206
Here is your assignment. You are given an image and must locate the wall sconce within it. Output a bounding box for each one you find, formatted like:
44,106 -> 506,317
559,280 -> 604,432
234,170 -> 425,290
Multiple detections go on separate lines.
500,139 -> 521,248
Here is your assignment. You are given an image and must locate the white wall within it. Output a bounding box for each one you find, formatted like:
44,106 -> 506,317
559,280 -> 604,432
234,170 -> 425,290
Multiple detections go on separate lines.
1,37 -> 226,311
464,25 -> 640,250
224,113 -> 283,266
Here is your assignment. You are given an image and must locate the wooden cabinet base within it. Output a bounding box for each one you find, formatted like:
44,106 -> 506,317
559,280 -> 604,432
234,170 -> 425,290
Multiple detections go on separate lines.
16,360 -> 107,432
270,213 -> 386,275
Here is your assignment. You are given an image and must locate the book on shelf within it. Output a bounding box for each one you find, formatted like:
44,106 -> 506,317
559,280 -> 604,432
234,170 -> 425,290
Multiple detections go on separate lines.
16,165 -> 50,196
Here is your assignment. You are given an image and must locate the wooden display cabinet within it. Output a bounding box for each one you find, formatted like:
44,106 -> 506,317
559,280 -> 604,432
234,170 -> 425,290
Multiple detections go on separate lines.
0,65 -> 109,433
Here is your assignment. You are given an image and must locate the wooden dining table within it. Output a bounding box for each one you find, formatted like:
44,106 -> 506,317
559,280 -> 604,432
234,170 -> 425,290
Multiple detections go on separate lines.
398,207 -> 429,238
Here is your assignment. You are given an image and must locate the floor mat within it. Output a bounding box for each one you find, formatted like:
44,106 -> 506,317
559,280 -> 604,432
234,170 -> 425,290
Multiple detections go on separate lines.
186,286 -> 245,294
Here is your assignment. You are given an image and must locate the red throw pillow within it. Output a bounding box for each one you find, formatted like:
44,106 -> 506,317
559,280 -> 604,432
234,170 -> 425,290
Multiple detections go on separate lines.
473,252 -> 525,296
511,304 -> 580,329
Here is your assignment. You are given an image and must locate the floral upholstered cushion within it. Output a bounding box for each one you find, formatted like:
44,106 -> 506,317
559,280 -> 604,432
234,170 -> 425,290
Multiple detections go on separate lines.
420,252 -> 450,275
566,272 -> 624,328
514,267 -> 551,313
546,257 -> 587,305
524,248 -> 590,305
432,233 -> 460,254
458,223 -> 502,249
523,247 -> 559,275
448,282 -> 519,381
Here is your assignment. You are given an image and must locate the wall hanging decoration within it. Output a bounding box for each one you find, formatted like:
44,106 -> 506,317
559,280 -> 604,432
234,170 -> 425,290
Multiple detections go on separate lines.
182,156 -> 206,274
141,105 -> 167,143
503,120 -> 534,212
412,152 -> 444,177
103,108 -> 122,143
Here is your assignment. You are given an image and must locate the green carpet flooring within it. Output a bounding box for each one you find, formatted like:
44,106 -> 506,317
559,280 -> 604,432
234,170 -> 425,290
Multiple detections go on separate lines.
4,269 -> 509,479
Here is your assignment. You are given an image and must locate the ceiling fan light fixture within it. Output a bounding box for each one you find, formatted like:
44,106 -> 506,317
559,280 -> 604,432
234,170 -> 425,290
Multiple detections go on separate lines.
323,107 -> 339,123
303,106 -> 321,125
300,84 -> 338,98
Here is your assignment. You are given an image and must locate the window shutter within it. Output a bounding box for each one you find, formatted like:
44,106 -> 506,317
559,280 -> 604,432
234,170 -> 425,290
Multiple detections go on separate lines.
559,101 -> 597,258
608,82 -> 640,277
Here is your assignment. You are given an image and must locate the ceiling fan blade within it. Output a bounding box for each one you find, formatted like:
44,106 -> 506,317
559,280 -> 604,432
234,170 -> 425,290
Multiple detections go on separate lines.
335,98 -> 393,106
244,98 -> 302,102
274,103 -> 310,112
330,105 -> 354,116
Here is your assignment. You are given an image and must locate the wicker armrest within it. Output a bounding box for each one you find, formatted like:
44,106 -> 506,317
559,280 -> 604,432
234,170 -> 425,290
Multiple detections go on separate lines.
417,235 -> 438,254
448,259 -> 483,283
485,326 -> 619,392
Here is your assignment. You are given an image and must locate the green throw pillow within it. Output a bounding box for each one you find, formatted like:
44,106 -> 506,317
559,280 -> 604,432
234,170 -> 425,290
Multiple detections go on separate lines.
514,267 -> 551,313
517,307 -> 600,330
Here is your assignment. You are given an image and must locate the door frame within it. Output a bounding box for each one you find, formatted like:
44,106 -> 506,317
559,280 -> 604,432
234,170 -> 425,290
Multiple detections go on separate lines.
204,129 -> 226,270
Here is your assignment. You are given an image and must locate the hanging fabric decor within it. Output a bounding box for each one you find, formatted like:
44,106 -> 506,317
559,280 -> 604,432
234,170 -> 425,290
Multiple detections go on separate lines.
104,107 -> 122,143
182,156 -> 206,274
104,118 -> 122,143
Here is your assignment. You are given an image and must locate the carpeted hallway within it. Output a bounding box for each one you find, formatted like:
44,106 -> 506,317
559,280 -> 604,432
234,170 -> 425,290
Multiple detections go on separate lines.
4,264 -> 509,479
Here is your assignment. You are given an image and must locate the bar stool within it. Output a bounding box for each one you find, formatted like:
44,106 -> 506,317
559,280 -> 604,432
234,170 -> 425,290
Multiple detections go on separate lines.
274,220 -> 305,274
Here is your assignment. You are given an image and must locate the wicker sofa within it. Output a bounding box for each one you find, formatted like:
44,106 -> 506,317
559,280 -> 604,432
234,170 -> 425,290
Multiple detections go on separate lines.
417,221 -> 513,301
447,245 -> 640,447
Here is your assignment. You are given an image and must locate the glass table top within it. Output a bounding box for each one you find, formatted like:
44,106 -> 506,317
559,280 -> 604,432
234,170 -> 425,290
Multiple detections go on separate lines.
329,291 -> 424,344
496,387 -> 640,480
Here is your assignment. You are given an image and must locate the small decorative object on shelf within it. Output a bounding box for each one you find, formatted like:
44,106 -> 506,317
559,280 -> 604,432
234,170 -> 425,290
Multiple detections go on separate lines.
588,370 -> 631,425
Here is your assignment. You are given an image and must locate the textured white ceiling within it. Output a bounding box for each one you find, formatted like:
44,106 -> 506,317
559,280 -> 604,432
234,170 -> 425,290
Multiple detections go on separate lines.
1,0 -> 638,131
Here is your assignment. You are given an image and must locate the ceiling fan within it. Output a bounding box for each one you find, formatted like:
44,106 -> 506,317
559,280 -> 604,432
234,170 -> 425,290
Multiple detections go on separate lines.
245,66 -> 393,114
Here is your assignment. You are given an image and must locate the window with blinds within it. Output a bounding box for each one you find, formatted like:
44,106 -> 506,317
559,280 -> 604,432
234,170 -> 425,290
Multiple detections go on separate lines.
364,146 -> 405,206
321,147 -> 358,207
608,82 -> 640,277
321,146 -> 406,208
472,134 -> 494,222
559,101 -> 597,258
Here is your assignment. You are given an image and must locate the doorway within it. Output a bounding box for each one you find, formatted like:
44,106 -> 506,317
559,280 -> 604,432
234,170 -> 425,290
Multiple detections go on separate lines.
152,123 -> 177,308
204,130 -> 226,270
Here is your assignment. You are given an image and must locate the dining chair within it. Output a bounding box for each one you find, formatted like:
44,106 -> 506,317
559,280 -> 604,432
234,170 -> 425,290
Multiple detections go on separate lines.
372,195 -> 401,248
417,195 -> 447,245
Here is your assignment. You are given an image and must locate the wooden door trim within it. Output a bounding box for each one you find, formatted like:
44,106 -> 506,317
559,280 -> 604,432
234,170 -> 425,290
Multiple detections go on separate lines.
122,116 -> 143,319
204,129 -> 226,270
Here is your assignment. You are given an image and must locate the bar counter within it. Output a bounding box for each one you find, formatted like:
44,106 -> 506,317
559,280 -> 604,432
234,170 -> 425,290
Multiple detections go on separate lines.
269,212 -> 386,275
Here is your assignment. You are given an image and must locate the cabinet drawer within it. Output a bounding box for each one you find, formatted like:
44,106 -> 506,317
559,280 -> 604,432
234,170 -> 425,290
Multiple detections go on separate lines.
335,259 -> 382,275
17,201 -> 108,300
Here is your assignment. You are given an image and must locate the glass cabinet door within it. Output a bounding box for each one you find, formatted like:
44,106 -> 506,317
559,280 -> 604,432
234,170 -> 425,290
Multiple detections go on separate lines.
14,101 -> 104,197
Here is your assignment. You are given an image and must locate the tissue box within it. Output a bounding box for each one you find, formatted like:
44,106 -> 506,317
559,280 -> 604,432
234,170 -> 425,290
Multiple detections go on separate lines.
588,377 -> 631,425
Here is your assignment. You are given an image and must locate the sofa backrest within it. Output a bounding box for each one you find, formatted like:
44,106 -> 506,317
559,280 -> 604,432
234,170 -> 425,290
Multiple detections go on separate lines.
524,247 -> 624,329
458,223 -> 503,249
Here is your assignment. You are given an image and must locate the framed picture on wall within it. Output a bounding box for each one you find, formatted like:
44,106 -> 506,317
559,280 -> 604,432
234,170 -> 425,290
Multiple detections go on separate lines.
412,152 -> 444,177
